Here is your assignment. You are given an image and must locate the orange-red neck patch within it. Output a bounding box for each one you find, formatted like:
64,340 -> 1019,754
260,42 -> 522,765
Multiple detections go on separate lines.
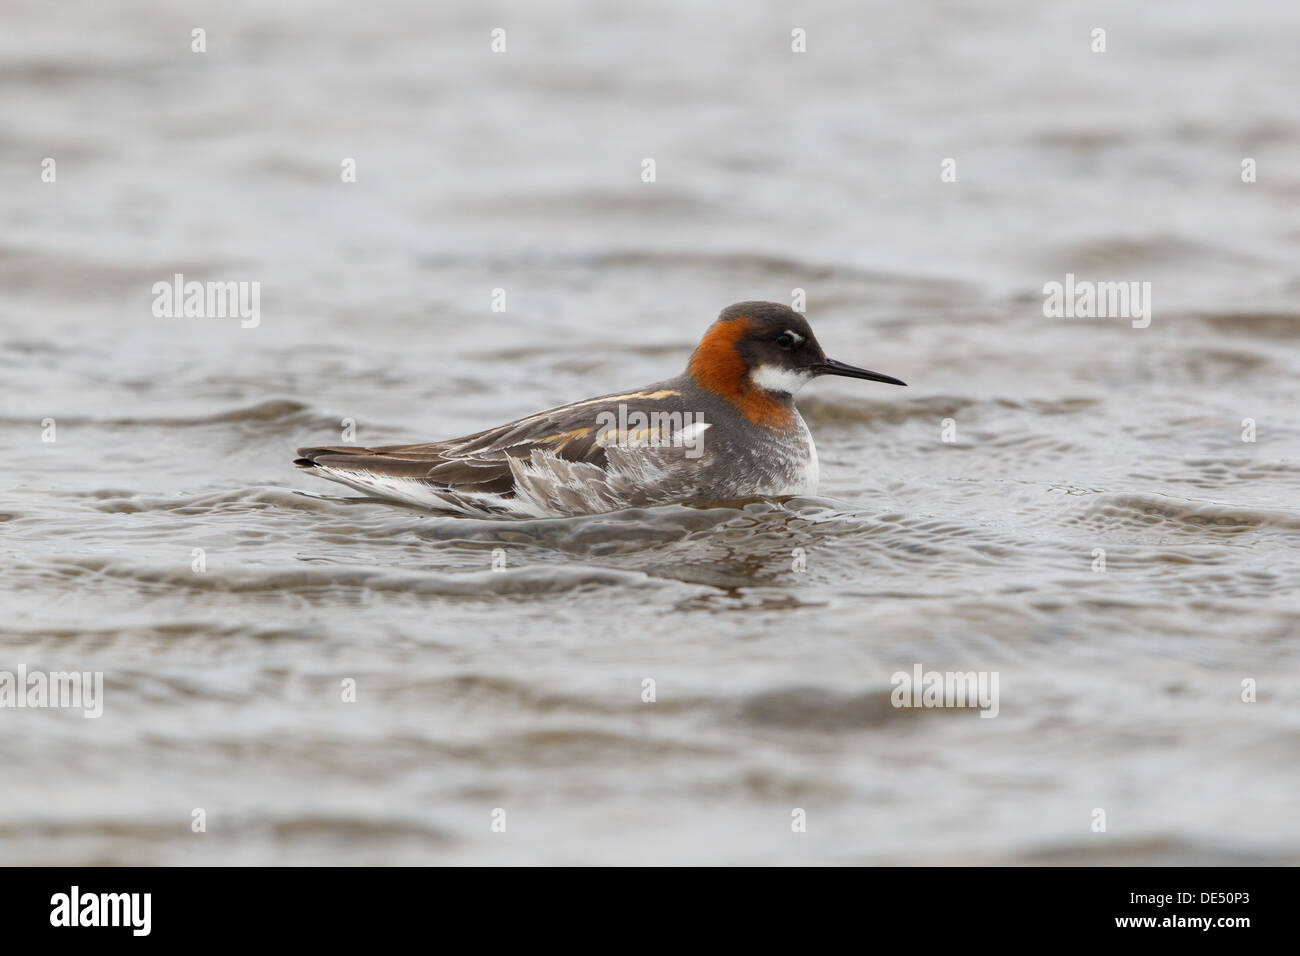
687,317 -> 794,430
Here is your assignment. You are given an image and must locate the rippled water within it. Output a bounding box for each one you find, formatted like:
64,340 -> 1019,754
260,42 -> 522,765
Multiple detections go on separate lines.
3,0 -> 1299,864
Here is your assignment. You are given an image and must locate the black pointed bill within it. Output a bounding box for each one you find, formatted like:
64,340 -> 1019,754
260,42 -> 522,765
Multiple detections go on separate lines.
815,358 -> 907,387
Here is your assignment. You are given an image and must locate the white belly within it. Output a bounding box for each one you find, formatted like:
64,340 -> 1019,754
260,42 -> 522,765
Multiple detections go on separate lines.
803,427 -> 819,493
773,412 -> 819,496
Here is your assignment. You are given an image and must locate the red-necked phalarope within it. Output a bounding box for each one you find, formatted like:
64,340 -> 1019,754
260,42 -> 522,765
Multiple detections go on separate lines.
294,301 -> 906,517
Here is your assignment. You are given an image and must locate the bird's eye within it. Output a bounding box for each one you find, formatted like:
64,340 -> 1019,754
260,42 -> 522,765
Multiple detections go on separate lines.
776,333 -> 795,349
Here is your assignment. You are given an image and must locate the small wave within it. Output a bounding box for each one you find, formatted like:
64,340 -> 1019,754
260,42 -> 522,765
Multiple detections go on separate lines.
0,398 -> 322,428
0,814 -> 452,851
1047,235 -> 1230,270
1195,311 -> 1300,339
1016,836 -> 1287,866
90,487 -> 353,515
31,556 -> 698,598
1076,493 -> 1300,535
801,395 -> 1101,428
418,246 -> 977,300
735,685 -> 910,731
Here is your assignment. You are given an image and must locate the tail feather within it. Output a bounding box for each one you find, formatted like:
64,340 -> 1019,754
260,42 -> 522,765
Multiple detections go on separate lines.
294,446 -> 436,479
293,445 -> 356,466
294,444 -> 526,513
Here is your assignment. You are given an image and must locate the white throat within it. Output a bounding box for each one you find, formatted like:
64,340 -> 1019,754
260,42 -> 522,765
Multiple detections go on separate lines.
750,364 -> 813,396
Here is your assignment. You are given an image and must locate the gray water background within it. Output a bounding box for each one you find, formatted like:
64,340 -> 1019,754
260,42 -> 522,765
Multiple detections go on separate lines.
2,0 -> 1298,864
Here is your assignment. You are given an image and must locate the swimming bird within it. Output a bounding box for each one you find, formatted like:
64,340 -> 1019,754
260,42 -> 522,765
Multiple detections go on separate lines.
294,301 -> 906,517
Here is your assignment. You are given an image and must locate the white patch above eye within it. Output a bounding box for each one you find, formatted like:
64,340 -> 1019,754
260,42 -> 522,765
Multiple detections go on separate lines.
782,329 -> 805,346
751,364 -> 813,395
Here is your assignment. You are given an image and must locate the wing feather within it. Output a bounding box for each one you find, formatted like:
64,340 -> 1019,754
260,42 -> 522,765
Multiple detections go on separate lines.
294,383 -> 692,514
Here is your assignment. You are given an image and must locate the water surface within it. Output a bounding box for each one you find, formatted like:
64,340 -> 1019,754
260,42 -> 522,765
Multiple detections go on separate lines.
3,0 -> 1299,864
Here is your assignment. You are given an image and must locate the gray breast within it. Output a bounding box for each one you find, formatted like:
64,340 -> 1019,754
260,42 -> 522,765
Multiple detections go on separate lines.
692,410 -> 818,498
